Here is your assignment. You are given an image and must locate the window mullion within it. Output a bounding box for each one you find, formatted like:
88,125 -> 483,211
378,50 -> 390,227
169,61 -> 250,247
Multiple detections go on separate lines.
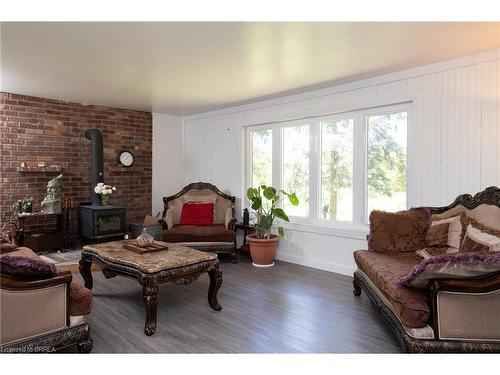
353,112 -> 366,225
273,124 -> 282,206
309,121 -> 319,221
246,128 -> 252,208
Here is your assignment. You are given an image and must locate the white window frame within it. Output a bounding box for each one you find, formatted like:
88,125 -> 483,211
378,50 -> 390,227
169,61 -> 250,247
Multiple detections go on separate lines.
247,125 -> 275,190
364,104 -> 411,223
280,118 -> 312,220
245,102 -> 411,230
317,112 -> 356,224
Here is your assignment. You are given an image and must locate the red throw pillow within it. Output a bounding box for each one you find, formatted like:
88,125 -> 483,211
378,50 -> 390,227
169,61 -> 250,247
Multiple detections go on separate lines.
180,203 -> 214,226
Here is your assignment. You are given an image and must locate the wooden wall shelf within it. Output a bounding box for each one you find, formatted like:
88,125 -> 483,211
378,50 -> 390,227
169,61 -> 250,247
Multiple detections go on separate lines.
17,166 -> 63,173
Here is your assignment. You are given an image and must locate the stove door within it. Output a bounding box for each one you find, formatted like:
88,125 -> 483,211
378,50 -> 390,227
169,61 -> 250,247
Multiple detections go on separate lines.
93,209 -> 126,238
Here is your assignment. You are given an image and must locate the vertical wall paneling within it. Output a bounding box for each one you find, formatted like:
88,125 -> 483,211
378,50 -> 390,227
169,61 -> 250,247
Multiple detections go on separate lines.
420,73 -> 443,206
440,69 -> 462,203
480,60 -> 500,188
406,77 -> 423,207
459,64 -> 483,194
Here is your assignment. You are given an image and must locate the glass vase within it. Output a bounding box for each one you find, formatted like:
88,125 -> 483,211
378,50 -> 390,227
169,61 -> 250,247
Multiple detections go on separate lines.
101,195 -> 110,206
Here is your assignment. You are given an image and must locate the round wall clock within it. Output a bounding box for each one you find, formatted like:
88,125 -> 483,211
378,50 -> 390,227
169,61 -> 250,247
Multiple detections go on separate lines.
118,150 -> 135,167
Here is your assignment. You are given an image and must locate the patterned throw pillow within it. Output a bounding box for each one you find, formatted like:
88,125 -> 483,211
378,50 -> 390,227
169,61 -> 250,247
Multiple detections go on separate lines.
416,247 -> 456,260
368,208 -> 431,253
416,213 -> 468,259
460,218 -> 500,252
0,254 -> 58,279
396,251 -> 500,289
425,214 -> 464,249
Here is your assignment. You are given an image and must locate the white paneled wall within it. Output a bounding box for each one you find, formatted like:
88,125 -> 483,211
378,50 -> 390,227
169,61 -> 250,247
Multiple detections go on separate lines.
182,50 -> 500,276
152,113 -> 184,215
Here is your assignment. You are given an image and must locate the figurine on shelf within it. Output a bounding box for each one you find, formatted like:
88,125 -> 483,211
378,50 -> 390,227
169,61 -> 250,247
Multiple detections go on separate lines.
41,174 -> 63,214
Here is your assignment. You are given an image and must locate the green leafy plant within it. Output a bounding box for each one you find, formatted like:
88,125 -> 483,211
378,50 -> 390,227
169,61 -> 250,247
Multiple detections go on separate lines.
10,197 -> 34,221
247,185 -> 299,239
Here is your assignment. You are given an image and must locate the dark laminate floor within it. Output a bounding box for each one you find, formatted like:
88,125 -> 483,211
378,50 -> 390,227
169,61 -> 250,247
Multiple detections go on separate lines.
74,256 -> 401,353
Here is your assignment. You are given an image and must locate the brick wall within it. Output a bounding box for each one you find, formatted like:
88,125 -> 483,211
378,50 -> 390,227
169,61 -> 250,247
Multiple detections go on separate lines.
0,92 -> 152,241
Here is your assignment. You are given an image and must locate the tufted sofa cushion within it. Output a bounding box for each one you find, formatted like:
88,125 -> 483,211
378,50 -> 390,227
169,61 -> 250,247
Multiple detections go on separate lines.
161,224 -> 235,243
354,250 -> 430,328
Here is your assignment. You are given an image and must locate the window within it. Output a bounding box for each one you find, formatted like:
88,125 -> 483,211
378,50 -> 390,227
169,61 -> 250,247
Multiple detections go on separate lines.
246,104 -> 409,226
320,118 -> 353,222
282,124 -> 310,217
367,111 -> 407,215
250,128 -> 273,187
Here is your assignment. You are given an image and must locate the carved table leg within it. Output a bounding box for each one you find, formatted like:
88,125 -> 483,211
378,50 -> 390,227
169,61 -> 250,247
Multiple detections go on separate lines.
142,281 -> 159,336
208,263 -> 223,311
353,273 -> 362,296
79,258 -> 94,290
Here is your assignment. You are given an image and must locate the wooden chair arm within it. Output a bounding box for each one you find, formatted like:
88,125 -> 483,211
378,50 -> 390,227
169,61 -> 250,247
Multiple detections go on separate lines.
430,272 -> 500,294
0,270 -> 73,291
158,218 -> 168,230
227,218 -> 237,231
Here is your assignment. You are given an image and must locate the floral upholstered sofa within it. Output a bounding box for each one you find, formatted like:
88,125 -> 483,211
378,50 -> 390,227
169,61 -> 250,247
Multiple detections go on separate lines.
353,186 -> 500,353
0,232 -> 93,353
159,182 -> 237,262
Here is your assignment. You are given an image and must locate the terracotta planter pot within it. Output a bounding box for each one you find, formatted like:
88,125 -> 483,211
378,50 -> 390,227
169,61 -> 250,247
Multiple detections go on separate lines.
246,234 -> 279,267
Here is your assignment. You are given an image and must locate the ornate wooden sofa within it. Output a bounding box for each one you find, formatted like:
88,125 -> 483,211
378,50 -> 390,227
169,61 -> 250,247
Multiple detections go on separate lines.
0,234 -> 93,353
160,182 -> 237,263
353,186 -> 500,353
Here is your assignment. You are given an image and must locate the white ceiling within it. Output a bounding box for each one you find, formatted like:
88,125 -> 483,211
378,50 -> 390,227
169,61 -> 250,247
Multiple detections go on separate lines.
1,22 -> 499,116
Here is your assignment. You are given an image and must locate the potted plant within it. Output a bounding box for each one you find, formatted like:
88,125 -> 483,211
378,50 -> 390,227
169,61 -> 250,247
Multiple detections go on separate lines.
246,185 -> 299,267
94,182 -> 117,206
13,197 -> 34,215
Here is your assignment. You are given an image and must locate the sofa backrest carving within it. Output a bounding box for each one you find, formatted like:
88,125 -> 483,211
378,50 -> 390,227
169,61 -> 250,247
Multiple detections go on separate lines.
428,186 -> 500,230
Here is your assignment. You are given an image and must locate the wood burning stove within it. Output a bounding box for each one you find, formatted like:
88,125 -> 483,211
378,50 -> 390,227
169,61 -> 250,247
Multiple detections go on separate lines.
80,129 -> 126,241
80,205 -> 126,240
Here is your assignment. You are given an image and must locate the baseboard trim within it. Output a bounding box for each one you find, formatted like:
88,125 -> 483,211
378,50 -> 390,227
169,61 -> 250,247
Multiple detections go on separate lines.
275,252 -> 354,276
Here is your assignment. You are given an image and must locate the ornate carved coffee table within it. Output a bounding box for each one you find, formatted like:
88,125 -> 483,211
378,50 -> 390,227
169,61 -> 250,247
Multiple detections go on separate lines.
79,240 -> 222,336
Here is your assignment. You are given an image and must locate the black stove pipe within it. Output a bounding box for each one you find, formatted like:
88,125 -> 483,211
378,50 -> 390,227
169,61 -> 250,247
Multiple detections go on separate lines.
85,129 -> 104,206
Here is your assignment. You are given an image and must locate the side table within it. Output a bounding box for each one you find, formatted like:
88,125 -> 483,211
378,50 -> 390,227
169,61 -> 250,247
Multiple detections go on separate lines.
234,223 -> 255,255
16,212 -> 64,253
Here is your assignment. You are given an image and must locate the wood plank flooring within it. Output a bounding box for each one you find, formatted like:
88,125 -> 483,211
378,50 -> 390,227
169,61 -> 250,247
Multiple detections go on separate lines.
73,256 -> 401,353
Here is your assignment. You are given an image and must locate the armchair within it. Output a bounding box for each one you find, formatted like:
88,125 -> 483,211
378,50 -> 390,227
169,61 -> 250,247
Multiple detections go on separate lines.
160,182 -> 237,263
0,245 -> 93,353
